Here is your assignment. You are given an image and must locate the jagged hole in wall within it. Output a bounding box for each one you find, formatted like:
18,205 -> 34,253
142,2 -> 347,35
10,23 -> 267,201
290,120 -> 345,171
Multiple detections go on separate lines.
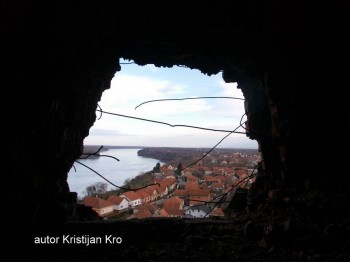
67,59 -> 259,219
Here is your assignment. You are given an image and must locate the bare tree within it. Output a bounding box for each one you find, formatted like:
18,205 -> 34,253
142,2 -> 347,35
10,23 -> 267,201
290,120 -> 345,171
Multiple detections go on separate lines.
83,182 -> 108,197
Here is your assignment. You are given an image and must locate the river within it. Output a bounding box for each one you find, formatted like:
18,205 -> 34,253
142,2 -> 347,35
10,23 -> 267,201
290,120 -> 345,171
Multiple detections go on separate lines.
67,148 -> 163,198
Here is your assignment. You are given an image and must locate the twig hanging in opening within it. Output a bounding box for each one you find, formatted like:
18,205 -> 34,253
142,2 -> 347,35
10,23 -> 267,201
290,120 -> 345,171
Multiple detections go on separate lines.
202,164 -> 258,217
239,112 -> 248,130
96,109 -> 247,134
180,122 -> 243,171
135,96 -> 244,110
97,104 -> 103,120
80,145 -> 120,161
79,154 -> 120,161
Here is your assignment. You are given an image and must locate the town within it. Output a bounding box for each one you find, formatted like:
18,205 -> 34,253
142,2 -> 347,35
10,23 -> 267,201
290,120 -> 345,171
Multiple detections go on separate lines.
81,147 -> 261,219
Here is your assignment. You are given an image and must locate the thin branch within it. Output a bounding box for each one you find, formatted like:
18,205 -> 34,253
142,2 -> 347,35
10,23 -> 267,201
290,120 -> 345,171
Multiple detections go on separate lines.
203,164 -> 258,216
80,145 -> 120,161
97,104 -> 103,120
96,109 -> 247,134
75,160 -> 159,191
239,112 -> 247,130
135,96 -> 244,110
92,145 -> 103,155
79,154 -> 120,161
185,165 -> 258,217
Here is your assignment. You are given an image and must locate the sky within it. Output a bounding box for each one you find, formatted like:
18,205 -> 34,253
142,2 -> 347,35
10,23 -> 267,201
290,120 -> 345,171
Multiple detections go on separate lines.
84,59 -> 258,149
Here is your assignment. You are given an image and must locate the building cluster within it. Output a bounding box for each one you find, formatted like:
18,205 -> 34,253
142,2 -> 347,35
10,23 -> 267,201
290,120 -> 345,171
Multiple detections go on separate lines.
82,150 -> 260,219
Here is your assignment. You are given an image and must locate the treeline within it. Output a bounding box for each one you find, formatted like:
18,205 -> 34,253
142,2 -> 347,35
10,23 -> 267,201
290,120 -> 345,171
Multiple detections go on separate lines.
79,164 -> 160,201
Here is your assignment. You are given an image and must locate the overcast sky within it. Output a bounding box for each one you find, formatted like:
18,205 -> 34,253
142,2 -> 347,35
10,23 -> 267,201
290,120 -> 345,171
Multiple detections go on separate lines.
84,59 -> 258,149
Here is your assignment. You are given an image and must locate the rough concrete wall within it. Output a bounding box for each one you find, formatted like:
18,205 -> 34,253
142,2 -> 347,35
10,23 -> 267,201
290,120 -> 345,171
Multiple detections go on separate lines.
5,2 -> 121,223
4,0 -> 333,223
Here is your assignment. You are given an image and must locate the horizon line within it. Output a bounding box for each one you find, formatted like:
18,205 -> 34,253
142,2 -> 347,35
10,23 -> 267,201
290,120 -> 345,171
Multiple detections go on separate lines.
84,144 -> 259,150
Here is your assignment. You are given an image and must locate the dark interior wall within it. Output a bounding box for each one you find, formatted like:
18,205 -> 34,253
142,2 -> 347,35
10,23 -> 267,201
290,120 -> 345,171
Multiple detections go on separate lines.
4,1 -> 333,223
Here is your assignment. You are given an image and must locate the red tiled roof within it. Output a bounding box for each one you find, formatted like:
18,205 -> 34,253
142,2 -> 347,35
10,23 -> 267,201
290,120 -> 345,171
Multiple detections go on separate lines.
163,207 -> 184,217
156,183 -> 168,193
163,197 -> 184,210
165,175 -> 176,181
135,203 -> 158,214
158,208 -> 169,217
160,165 -> 173,175
185,182 -> 200,190
143,187 -> 157,196
122,191 -> 141,201
134,209 -> 153,219
199,184 -> 209,190
215,176 -> 227,183
188,188 -> 210,197
189,196 -> 207,206
136,190 -> 151,200
173,189 -> 189,196
83,197 -> 113,209
204,176 -> 218,182
107,195 -> 125,205
186,174 -> 198,182
212,182 -> 225,188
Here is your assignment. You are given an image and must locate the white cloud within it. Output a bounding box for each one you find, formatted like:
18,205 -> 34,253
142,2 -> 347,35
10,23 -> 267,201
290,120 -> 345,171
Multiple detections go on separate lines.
86,68 -> 256,149
218,80 -> 243,98
100,74 -> 186,109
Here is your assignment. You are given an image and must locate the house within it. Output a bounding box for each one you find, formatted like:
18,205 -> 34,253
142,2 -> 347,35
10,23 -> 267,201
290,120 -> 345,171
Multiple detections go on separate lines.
82,197 -> 114,217
163,208 -> 184,218
157,208 -> 169,217
161,197 -> 185,218
143,186 -> 159,201
155,182 -> 169,197
173,189 -> 189,199
185,181 -> 200,190
160,165 -> 173,176
163,196 -> 184,210
215,175 -> 227,184
153,172 -> 164,178
204,175 -> 218,185
184,205 -> 211,218
134,203 -> 159,216
188,196 -> 208,206
136,189 -> 152,203
188,188 -> 211,202
107,195 -> 129,211
121,191 -> 141,207
204,170 -> 213,175
128,209 -> 153,219
211,182 -> 225,192
220,160 -> 228,166
164,177 -> 177,192
186,174 -> 199,183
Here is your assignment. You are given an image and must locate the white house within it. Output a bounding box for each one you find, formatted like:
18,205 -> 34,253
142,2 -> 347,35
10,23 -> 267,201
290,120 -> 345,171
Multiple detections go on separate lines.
121,191 -> 141,207
107,195 -> 129,211
82,197 -> 114,217
184,205 -> 210,218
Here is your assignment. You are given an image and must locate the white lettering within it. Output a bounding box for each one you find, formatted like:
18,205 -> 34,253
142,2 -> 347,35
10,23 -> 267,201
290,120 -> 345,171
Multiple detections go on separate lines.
34,236 -> 59,244
105,235 -> 122,244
